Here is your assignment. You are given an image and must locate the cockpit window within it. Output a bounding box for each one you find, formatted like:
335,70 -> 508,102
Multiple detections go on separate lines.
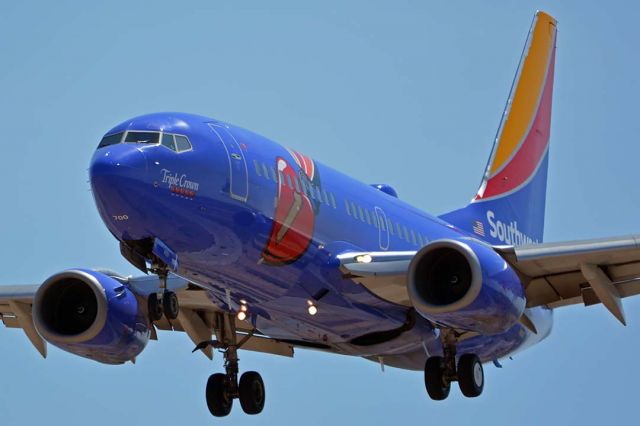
97,129 -> 191,152
175,135 -> 192,152
124,131 -> 160,144
161,133 -> 176,151
98,132 -> 124,148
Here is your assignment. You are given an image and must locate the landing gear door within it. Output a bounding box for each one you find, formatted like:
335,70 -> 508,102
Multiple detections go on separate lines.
208,123 -> 248,202
375,206 -> 390,250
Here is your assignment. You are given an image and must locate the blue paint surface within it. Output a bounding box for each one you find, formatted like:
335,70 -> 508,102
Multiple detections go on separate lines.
88,112 -> 548,367
2,2 -> 640,425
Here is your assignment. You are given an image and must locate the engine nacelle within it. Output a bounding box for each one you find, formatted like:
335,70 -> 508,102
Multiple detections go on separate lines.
33,269 -> 150,364
407,239 -> 525,334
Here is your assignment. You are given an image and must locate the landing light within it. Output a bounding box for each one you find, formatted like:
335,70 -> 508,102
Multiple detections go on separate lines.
307,300 -> 318,316
355,254 -> 373,264
237,311 -> 247,321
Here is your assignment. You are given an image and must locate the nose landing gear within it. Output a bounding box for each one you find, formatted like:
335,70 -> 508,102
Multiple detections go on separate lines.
147,265 -> 179,322
424,330 -> 484,400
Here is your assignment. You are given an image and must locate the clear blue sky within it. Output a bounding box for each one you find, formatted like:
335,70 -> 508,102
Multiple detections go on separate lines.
1,1 -> 639,425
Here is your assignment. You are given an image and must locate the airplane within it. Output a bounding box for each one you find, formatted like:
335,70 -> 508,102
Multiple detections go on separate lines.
2,10 -> 640,417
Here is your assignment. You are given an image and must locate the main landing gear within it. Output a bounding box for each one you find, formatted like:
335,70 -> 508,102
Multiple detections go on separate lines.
196,313 -> 266,417
147,264 -> 179,322
424,329 -> 484,400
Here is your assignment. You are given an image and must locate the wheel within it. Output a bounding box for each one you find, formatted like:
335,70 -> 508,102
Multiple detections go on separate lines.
424,356 -> 450,400
147,293 -> 163,322
163,291 -> 179,320
458,354 -> 484,397
239,371 -> 265,414
206,373 -> 233,417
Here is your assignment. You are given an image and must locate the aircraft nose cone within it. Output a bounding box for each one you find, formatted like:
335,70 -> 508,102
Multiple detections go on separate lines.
90,145 -> 148,179
89,145 -> 150,240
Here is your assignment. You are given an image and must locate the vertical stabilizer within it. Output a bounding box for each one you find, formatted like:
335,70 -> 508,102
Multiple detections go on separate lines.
440,11 -> 557,246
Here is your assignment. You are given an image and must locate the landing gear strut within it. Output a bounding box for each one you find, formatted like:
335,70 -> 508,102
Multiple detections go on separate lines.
147,264 -> 179,322
424,329 -> 484,400
202,313 -> 266,417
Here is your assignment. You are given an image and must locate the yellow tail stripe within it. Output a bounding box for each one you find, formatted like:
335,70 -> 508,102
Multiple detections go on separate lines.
489,11 -> 557,176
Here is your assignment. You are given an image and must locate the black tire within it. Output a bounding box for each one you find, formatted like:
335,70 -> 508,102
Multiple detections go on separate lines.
147,293 -> 163,322
206,373 -> 233,417
163,291 -> 179,320
458,354 -> 484,398
424,357 -> 450,401
239,371 -> 265,415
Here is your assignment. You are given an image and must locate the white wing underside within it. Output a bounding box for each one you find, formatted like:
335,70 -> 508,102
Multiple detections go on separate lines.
4,234 -> 640,358
339,235 -> 640,325
0,275 -> 293,359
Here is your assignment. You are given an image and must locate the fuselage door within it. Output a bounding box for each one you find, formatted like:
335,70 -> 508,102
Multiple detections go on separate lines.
374,206 -> 390,250
208,123 -> 248,202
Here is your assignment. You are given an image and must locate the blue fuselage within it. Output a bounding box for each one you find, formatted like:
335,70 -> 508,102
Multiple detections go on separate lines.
89,112 -> 552,370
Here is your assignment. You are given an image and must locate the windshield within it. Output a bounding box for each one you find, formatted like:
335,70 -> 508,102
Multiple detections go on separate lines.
98,132 -> 124,148
97,130 -> 191,151
124,131 -> 160,144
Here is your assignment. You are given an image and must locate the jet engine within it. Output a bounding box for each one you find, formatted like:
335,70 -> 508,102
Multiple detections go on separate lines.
407,239 -> 525,334
32,269 -> 150,364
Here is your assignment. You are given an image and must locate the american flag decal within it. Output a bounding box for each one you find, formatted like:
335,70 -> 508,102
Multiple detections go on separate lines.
472,220 -> 485,237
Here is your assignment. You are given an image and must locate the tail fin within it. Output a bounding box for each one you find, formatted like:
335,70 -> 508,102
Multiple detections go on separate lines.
440,11 -> 557,246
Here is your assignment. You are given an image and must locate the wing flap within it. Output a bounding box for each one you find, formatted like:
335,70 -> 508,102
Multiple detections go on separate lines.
1,279 -> 294,360
0,287 -> 47,358
153,287 -> 294,358
335,235 -> 640,325
499,235 -> 640,322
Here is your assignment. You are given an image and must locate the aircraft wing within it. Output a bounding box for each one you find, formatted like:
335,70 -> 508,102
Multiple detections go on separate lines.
495,235 -> 640,324
338,235 -> 640,324
0,285 -> 47,357
0,275 -> 293,359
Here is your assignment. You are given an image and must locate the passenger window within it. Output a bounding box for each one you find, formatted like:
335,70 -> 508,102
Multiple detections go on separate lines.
403,226 -> 410,241
329,192 -> 337,209
322,189 -> 329,205
98,132 -> 124,148
175,135 -> 192,152
411,229 -> 417,245
254,160 -> 262,176
379,217 -> 386,231
262,163 -> 270,179
270,166 -> 277,182
358,206 -> 365,222
345,199 -> 351,216
305,181 -> 315,199
293,175 -> 301,192
286,174 -> 294,189
396,223 -> 403,238
364,209 -> 371,225
161,133 -> 176,151
387,218 -> 394,235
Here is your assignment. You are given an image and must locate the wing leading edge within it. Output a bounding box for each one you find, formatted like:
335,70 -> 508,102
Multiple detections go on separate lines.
1,276 -> 294,359
338,235 -> 640,325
